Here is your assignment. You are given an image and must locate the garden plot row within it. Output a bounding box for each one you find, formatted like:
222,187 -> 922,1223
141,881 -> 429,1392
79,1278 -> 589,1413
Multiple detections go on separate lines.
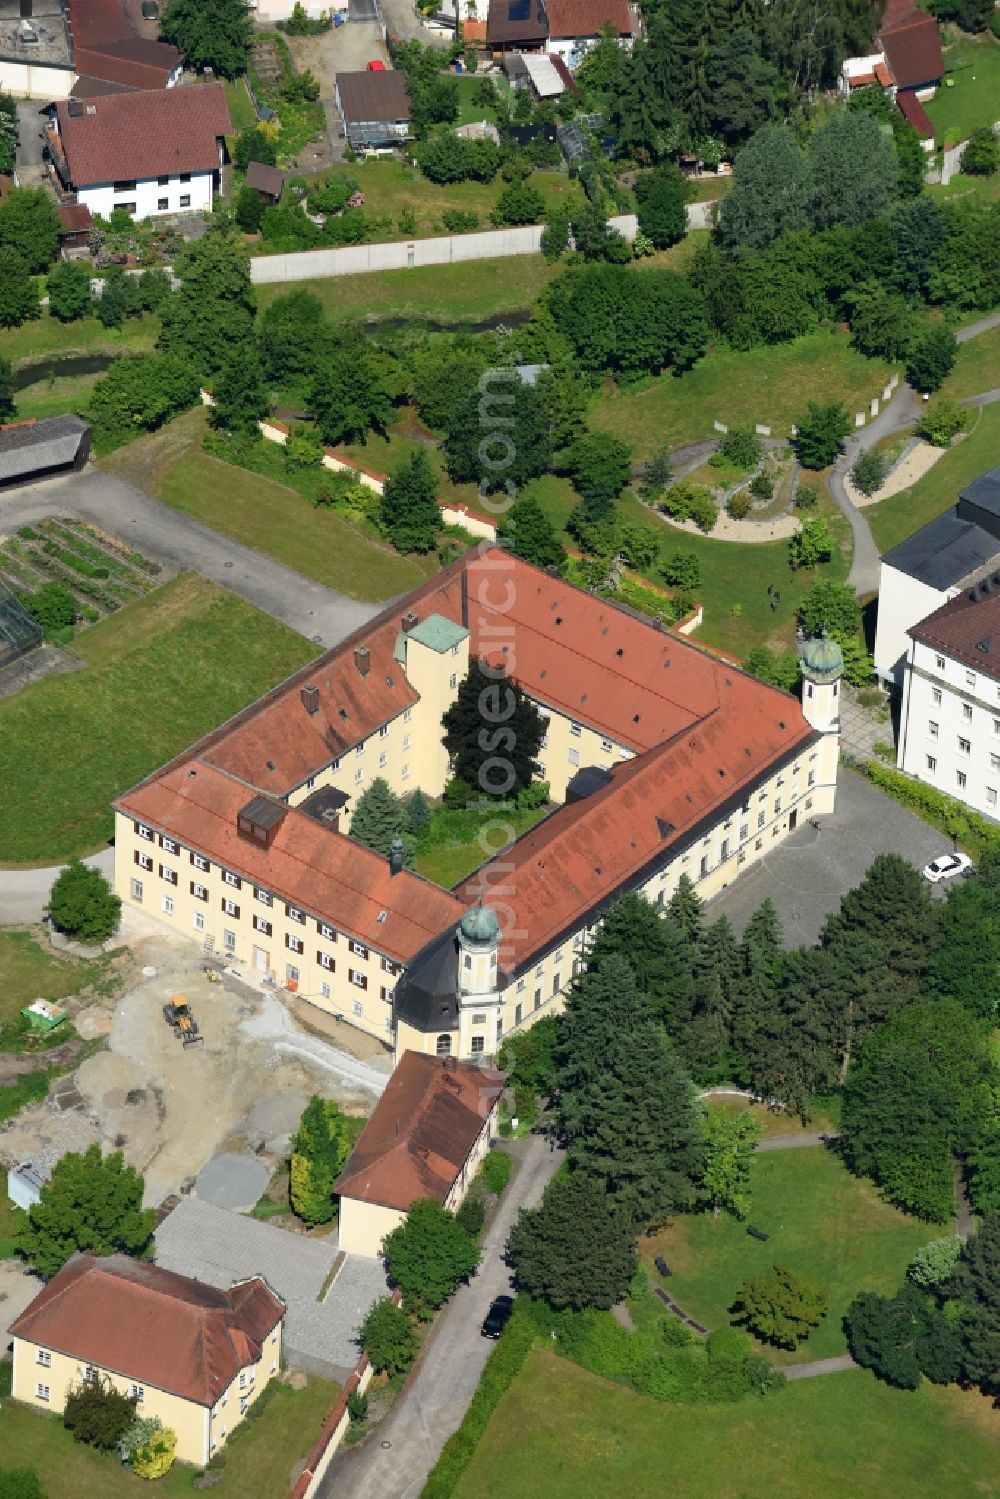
0,517 -> 163,632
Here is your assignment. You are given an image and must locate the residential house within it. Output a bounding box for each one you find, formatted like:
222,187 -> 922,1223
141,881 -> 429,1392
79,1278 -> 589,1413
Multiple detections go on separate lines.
486,0 -> 549,53
335,71 -> 411,150
336,1052 -> 504,1255
839,0 -> 943,144
10,1254 -> 285,1467
113,549 -> 841,1065
545,0 -> 636,67
48,84 -> 232,220
874,468 -> 1000,687
0,415 -> 91,487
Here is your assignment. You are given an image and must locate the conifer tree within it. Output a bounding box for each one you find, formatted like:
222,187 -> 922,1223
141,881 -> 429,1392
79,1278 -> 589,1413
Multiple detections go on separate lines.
349,778 -> 412,863
821,852 -> 938,992
507,1172 -> 637,1310
291,1096 -> 351,1227
668,873 -> 704,945
441,660 -> 544,799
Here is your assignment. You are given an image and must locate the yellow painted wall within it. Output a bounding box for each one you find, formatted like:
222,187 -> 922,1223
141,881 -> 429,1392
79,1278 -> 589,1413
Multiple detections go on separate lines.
12,1323 -> 282,1467
337,1198 -> 405,1257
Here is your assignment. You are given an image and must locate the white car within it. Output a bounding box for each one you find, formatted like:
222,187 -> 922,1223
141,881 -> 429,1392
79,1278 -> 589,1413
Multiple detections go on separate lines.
922,853 -> 973,884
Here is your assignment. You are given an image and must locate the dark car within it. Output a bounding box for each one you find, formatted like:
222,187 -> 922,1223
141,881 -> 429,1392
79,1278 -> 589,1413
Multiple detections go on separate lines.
481,1295 -> 515,1339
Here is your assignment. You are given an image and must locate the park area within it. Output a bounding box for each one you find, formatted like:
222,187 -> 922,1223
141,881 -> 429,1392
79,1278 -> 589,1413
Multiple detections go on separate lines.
869,402 -> 1000,554
453,1347 -> 1000,1499
0,1363 -> 337,1499
0,572 -> 314,864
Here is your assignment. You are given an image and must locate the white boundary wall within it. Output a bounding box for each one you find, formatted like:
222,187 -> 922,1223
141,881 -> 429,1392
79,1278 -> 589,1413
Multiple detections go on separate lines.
250,214 -> 639,285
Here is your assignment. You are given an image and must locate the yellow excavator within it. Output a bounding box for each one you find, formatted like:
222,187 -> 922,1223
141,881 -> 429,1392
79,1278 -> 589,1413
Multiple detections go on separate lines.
162,996 -> 204,1048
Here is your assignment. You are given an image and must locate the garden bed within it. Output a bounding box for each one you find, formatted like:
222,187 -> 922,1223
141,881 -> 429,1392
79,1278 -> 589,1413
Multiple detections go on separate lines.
0,518 -> 164,641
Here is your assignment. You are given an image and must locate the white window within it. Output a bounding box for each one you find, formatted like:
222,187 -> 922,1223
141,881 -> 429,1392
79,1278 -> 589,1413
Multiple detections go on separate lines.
318,923 -> 335,941
137,822 -> 153,841
404,707 -> 412,722
130,1385 -> 144,1404
320,981 -> 331,999
161,837 -> 177,854
449,673 -> 457,689
36,1384 -> 50,1402
450,642 -> 460,656
740,823 -> 748,841
132,878 -> 144,902
928,721 -> 939,738
354,768 -> 364,785
135,851 -> 153,872
959,737 -> 971,756
350,970 -> 367,990
379,724 -> 389,739
401,764 -> 410,781
471,1036 -> 485,1054
224,870 -> 240,888
994,720 -> 1000,737
254,916 -> 272,935
757,810 -> 766,829
224,929 -> 236,951
931,689 -> 942,706
192,853 -> 209,873
162,895 -> 174,916
36,1350 -> 51,1367
992,753 -> 1000,771
286,963 -> 300,983
936,655 -> 945,670
926,755 -> 937,772
160,864 -> 178,886
989,788 -> 998,807
256,888 -> 272,906
240,1396 -> 249,1415
379,751 -> 388,768
194,912 -> 205,932
223,898 -> 238,917
286,934 -> 304,955
808,770 -> 815,787
568,747 -> 580,766
318,950 -> 334,970
402,735 -> 411,751
967,671 -> 976,687
356,741 -> 365,757
349,940 -> 368,958
957,770 -> 968,789
288,906 -> 305,924
570,721 -> 582,737
353,1000 -> 364,1017
192,881 -> 207,900
964,703 -> 974,721
601,738 -> 612,753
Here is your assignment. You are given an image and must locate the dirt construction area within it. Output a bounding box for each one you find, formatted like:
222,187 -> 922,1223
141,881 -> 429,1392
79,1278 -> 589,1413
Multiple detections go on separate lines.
0,921 -> 392,1210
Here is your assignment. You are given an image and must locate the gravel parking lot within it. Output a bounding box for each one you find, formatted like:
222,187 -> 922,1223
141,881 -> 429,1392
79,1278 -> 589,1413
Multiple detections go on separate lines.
707,768 -> 948,948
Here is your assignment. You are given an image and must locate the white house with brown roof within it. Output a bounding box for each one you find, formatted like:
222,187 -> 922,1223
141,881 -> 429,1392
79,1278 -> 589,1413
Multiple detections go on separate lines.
10,1253 -> 285,1467
336,1052 -> 504,1255
48,83 -> 232,221
112,549 -> 842,1065
545,0 -> 637,66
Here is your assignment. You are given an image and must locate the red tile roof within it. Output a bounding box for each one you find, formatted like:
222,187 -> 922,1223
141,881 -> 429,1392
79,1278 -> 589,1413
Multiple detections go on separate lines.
67,0 -> 183,90
335,1053 -> 503,1210
545,0 -> 633,37
878,0 -> 943,90
909,584 -> 1000,676
896,88 -> 934,138
117,549 -> 816,970
458,677 -> 814,970
119,760 -> 466,961
55,84 -> 231,188
57,203 -> 93,233
10,1254 -> 283,1408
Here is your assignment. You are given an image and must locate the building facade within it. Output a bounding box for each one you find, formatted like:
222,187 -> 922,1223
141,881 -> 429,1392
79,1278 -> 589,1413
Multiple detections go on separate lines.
114,549 -> 841,1065
10,1255 -> 284,1467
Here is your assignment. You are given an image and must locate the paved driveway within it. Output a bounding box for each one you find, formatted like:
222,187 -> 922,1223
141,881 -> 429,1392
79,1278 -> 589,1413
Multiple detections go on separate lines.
155,1197 -> 389,1378
0,468 -> 380,648
322,1132 -> 562,1499
707,768 -> 948,948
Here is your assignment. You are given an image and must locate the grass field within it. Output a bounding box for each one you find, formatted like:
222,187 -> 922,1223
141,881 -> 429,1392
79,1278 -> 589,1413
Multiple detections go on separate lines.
0,573 -> 315,864
0,930 -> 121,1030
224,75 -> 258,132
455,1347 -> 1000,1499
638,1146 -> 937,1364
0,312 -> 157,369
590,331 -> 894,459
925,33 -> 1000,145
414,804 -> 550,887
13,370 -> 103,422
869,402 -> 1000,553
939,324 -> 1000,402
703,1093 -> 841,1140
0,1370 -> 337,1498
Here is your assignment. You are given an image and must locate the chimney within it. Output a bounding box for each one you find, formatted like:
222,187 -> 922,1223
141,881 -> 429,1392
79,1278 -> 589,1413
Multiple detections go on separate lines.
300,684 -> 319,715
389,836 -> 404,877
401,612 -> 418,632
354,646 -> 370,676
68,97 -> 83,118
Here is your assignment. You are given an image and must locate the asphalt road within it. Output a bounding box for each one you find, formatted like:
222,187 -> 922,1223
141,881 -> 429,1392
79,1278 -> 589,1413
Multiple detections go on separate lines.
322,1132 -> 562,1499
0,468 -> 380,648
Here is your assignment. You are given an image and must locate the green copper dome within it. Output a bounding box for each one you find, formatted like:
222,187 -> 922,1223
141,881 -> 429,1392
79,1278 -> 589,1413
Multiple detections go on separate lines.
458,903 -> 500,947
801,631 -> 844,682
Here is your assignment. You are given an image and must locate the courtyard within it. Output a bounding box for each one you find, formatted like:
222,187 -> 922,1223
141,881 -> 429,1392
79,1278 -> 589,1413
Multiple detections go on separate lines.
707,768 -> 947,947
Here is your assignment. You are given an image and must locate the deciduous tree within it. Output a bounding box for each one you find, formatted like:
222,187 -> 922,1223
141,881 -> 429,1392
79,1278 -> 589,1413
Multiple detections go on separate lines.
63,1377 -> 137,1451
209,345 -> 270,435
906,324 -> 958,395
382,1198 -> 480,1313
445,376 -> 553,493
0,248 -> 40,329
18,1145 -> 154,1279
717,125 -> 812,254
359,1297 -> 417,1374
158,226 -> 257,379
497,493 -> 565,570
701,1107 -> 762,1219
160,0 -> 253,77
0,187 -> 61,273
46,859 -> 121,943
309,347 -> 395,447
793,401 -> 851,469
507,1171 -> 637,1310
809,110 -> 897,230
731,1263 -> 827,1348
46,261 -> 91,322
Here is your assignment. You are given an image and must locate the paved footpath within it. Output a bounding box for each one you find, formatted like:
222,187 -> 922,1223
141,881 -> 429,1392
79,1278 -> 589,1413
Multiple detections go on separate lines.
757,1131 -> 838,1152
321,1133 -> 562,1499
784,1354 -> 857,1380
1,468 -> 380,649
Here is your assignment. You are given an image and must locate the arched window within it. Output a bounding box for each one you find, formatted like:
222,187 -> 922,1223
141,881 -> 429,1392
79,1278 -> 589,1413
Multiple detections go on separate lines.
435,1034 -> 452,1056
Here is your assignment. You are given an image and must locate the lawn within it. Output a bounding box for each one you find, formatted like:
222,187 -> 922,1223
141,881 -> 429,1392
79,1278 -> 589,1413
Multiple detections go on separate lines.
638,1145 -> 937,1365
453,74 -> 499,127
13,370 -> 103,422
0,312 -> 158,369
924,33 -> 1000,145
0,929 -> 121,1031
939,323 -> 1000,402
254,254 -> 560,325
702,1092 -> 840,1140
0,572 -> 315,864
589,331 -> 894,459
455,1346 -> 1000,1499
414,804 -> 550,887
0,1369 -> 337,1499
224,75 -> 258,132
869,401 -> 1000,553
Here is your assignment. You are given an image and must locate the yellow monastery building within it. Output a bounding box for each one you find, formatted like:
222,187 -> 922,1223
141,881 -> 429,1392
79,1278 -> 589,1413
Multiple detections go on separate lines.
113,548 -> 842,1064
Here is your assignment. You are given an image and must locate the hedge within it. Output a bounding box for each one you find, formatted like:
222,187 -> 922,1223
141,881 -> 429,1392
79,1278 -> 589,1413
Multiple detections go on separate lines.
863,760 -> 1000,861
421,1308 -> 535,1498
480,1150 -> 513,1196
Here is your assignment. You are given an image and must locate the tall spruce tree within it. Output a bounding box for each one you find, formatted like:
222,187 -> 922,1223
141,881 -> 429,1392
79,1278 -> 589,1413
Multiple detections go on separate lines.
291,1096 -> 351,1226
667,873 -> 704,945
951,1215 -> 1000,1396
507,1172 -> 637,1310
821,852 -> 938,992
586,892 -> 696,1034
555,954 -> 705,1228
924,847 -> 1000,1021
348,778 -> 411,862
441,659 -> 544,799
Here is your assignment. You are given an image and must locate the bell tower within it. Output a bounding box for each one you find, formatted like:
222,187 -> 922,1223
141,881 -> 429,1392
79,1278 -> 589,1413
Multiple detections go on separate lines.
455,903 -> 501,1060
801,630 -> 843,736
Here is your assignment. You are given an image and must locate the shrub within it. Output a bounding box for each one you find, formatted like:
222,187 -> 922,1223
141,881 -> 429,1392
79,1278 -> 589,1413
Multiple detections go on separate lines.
961,128 -> 999,178
795,483 -> 818,509
660,550 -> 702,590
63,1377 -> 136,1450
441,208 -> 479,233
132,1426 -> 176,1480
717,426 -> 762,470
660,481 -> 718,533
727,491 -> 752,520
359,1296 -> 417,1375
918,397 -> 967,448
481,1150 -> 513,1195
749,472 -> 774,500
346,1390 -> 369,1424
456,1195 -> 486,1237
